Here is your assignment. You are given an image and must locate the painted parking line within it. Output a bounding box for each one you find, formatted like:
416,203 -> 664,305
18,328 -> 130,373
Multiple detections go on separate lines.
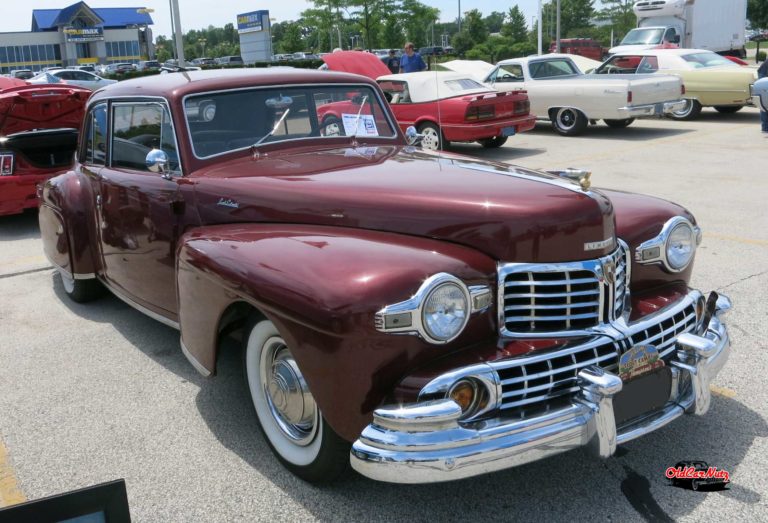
0,255 -> 48,270
706,232 -> 768,247
0,439 -> 25,508
710,385 -> 737,399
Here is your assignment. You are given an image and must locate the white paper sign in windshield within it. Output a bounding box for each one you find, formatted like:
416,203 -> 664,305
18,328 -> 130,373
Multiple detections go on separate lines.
341,113 -> 379,136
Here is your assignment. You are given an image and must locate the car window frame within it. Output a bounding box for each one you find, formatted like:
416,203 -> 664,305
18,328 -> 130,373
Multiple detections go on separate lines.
80,102 -> 109,166
527,58 -> 580,79
182,82 -> 401,161
107,98 -> 184,177
491,63 -> 525,83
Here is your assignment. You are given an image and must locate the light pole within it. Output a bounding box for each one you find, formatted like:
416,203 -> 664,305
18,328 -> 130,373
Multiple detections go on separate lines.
199,38 -> 206,58
537,0 -> 542,55
556,0 -> 561,53
457,0 -> 461,32
170,0 -> 185,66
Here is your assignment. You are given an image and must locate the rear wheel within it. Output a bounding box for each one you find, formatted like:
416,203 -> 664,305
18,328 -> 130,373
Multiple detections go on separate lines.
603,118 -> 635,128
59,270 -> 103,303
418,122 -> 447,151
714,105 -> 742,114
669,99 -> 702,121
692,479 -> 701,491
243,317 -> 349,483
551,107 -> 588,136
478,136 -> 508,148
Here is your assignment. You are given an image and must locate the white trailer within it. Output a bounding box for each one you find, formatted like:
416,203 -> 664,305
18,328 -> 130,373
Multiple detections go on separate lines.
609,0 -> 747,57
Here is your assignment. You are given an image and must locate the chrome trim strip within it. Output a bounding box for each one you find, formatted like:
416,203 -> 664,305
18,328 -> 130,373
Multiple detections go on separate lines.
351,306 -> 730,483
101,278 -> 180,330
181,337 -> 212,377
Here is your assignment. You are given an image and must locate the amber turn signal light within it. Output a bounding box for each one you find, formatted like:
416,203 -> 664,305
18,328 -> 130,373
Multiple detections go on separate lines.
449,380 -> 476,413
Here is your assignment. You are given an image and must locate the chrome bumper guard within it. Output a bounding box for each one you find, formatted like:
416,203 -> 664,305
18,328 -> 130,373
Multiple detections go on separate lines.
619,99 -> 686,118
350,294 -> 731,484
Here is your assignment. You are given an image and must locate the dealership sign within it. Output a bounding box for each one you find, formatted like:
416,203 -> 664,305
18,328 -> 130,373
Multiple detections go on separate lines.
63,26 -> 104,43
237,10 -> 269,34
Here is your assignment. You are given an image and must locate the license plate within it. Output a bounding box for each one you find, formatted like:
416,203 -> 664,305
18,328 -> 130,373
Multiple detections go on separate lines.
501,126 -> 516,137
613,366 -> 672,427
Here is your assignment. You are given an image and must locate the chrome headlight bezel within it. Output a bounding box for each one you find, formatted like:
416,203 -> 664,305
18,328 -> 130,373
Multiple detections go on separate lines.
635,216 -> 701,273
374,273 -> 491,345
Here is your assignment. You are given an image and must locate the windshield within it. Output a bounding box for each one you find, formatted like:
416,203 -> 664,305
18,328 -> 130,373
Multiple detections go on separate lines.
185,84 -> 396,158
620,28 -> 664,45
528,59 -> 579,79
681,52 -> 738,69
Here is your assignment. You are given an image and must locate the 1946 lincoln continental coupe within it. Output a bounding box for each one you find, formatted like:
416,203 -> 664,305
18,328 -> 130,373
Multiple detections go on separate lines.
39,69 -> 732,484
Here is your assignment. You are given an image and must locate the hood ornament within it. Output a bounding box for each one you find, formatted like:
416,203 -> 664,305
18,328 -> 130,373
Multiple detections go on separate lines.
548,168 -> 592,191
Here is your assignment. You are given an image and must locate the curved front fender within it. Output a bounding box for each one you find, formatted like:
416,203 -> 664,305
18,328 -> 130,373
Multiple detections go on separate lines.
176,224 -> 497,440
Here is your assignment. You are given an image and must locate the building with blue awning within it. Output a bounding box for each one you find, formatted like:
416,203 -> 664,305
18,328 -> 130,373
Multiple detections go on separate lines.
0,1 -> 154,73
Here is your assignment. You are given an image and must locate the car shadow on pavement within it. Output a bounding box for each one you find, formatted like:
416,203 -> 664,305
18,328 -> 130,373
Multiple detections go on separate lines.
448,144 -> 547,162
525,121 -> 694,141
694,110 -> 761,123
0,210 -> 40,242
50,280 -> 766,520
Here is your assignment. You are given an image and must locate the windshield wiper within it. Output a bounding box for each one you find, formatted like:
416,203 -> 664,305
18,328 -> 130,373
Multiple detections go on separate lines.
253,108 -> 291,146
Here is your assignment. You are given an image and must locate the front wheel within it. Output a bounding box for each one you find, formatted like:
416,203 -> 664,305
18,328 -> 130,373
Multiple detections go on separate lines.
58,270 -> 103,303
551,107 -> 588,136
478,136 -> 508,148
418,122 -> 448,150
604,118 -> 635,128
243,317 -> 349,483
714,105 -> 742,114
669,99 -> 702,121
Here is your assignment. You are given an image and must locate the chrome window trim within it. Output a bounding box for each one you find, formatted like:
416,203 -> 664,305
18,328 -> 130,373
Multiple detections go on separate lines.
496,240 -> 630,338
181,82 -> 401,161
374,273 -> 484,345
109,99 -> 184,177
635,216 -> 701,273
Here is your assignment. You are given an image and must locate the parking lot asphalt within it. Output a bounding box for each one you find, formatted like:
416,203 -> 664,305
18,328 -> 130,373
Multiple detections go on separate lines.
1,107 -> 767,522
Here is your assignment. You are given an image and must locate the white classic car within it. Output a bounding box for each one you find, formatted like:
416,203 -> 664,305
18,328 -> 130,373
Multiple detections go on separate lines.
444,55 -> 686,136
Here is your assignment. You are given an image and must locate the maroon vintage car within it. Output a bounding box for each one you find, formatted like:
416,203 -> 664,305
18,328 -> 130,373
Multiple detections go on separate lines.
0,78 -> 91,216
39,69 -> 731,484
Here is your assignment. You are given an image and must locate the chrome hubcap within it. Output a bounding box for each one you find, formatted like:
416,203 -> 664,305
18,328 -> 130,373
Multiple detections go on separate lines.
673,100 -> 692,117
557,108 -> 576,130
260,337 -> 318,445
421,127 -> 440,150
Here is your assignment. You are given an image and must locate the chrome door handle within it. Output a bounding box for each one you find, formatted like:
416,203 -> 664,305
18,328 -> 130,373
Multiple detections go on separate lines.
96,194 -> 102,208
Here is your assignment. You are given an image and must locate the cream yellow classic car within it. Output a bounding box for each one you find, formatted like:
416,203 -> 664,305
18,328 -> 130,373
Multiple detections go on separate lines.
595,49 -> 757,120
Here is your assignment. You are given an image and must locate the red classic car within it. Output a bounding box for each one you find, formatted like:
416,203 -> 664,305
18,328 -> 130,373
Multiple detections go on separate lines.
322,51 -> 535,150
0,77 -> 91,216
39,69 -> 731,484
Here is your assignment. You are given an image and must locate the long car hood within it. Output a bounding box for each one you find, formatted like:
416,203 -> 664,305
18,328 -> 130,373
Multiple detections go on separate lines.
192,146 -> 616,263
0,84 -> 91,136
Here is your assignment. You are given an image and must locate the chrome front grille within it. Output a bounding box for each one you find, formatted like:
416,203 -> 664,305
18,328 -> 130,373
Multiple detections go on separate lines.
492,300 -> 698,416
499,242 -> 629,337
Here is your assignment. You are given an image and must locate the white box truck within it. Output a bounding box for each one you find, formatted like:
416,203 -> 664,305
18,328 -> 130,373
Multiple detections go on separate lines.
609,0 -> 747,57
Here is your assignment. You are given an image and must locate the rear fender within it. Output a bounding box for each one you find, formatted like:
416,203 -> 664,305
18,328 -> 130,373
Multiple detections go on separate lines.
176,224 -> 497,440
39,170 -> 98,278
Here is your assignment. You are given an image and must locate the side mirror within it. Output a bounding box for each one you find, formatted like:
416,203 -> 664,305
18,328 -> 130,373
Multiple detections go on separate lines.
405,126 -> 423,146
146,149 -> 169,174
670,35 -> 681,44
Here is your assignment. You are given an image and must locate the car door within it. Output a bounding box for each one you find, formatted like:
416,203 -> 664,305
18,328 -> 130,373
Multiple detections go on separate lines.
75,70 -> 100,89
95,100 -> 186,318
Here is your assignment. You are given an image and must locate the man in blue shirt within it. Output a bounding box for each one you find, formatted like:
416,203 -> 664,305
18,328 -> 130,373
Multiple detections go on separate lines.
399,42 -> 427,73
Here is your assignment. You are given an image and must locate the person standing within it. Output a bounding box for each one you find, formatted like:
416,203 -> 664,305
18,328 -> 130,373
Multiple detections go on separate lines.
385,49 -> 400,74
399,43 -> 427,73
759,58 -> 768,134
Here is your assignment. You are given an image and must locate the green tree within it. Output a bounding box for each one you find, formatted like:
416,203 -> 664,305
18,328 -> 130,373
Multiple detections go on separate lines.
463,9 -> 488,45
748,0 -> 768,29
401,0 -> 440,47
501,5 -> 528,42
541,0 -> 595,41
597,0 -> 635,43
280,22 -> 305,53
483,11 -> 506,34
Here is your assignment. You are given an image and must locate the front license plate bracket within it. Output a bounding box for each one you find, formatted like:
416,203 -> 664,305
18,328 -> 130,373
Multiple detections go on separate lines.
613,366 -> 673,427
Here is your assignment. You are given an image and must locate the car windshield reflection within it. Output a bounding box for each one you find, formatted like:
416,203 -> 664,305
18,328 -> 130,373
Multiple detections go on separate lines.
184,85 -> 396,158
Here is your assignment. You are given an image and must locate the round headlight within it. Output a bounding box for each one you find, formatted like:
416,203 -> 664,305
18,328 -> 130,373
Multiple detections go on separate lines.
666,222 -> 695,270
422,282 -> 469,343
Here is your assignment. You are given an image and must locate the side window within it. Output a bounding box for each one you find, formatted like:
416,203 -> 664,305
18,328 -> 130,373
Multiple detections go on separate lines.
664,28 -> 678,42
496,64 -> 524,82
83,104 -> 107,166
638,56 -> 659,73
111,103 -> 180,173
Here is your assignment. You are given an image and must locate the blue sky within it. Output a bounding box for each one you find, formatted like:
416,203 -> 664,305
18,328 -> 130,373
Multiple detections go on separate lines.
0,1 -> 549,38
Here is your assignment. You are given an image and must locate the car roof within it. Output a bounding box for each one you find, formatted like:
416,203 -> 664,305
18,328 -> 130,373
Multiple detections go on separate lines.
611,48 -> 714,57
377,71 -> 491,103
498,54 -> 577,65
90,68 -> 380,103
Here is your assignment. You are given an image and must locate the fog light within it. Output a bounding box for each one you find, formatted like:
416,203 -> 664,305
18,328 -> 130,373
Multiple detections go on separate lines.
449,380 -> 477,413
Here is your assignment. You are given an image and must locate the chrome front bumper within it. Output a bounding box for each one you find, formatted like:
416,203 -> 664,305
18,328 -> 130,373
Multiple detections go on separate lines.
351,296 -> 731,484
619,99 -> 687,118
